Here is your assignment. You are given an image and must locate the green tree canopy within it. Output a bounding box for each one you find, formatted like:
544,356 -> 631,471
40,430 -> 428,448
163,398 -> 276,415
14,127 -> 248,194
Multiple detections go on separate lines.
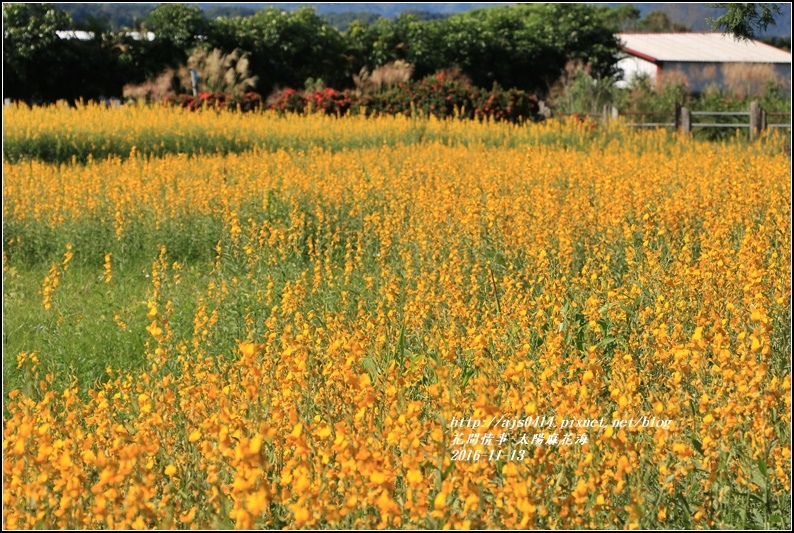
637,11 -> 689,32
3,3 -> 134,102
208,7 -> 346,94
3,3 -> 72,66
147,3 -> 205,49
3,3 -> 72,101
708,3 -> 783,41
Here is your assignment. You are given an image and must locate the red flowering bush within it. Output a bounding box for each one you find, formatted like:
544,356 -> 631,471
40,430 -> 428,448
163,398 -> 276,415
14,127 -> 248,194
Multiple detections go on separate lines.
265,88 -> 304,113
358,75 -> 540,123
306,88 -> 354,115
165,77 -> 541,123
164,91 -> 263,112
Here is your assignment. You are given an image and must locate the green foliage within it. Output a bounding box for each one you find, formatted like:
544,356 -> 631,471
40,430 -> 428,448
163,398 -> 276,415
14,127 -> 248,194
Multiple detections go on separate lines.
3,3 -> 72,101
622,75 -> 689,114
708,3 -> 784,41
146,3 -> 205,49
3,3 -> 72,59
304,77 -> 327,92
207,7 -> 348,94
322,11 -> 384,32
604,4 -> 690,33
599,5 -> 642,32
415,3 -> 622,94
552,65 -> 622,116
6,3 -> 623,102
16,2 -> 790,107
636,11 -> 690,32
2,3 -> 141,103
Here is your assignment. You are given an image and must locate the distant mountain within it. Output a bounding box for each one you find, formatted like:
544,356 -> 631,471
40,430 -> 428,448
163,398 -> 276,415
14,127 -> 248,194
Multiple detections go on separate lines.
195,2 -> 791,35
54,3 -> 155,29
196,3 -> 507,17
605,3 -> 791,37
55,3 -> 792,38
56,3 -> 506,29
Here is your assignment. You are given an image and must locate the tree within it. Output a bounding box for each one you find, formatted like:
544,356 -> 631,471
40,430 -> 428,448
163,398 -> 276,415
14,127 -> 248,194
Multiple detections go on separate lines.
4,3 -> 133,102
147,3 -> 204,50
637,11 -> 689,32
144,3 -> 206,72
207,7 -> 346,94
519,4 -> 621,89
600,5 -> 641,32
399,14 -> 445,79
708,3 -> 783,41
3,3 -> 72,101
3,3 -> 72,73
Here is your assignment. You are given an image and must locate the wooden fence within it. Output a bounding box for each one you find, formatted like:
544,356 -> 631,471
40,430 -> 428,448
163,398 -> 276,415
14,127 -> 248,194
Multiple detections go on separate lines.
602,101 -> 791,140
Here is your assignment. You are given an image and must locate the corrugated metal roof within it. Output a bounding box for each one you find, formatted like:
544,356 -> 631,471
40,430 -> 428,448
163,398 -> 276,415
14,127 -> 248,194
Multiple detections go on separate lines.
617,33 -> 792,64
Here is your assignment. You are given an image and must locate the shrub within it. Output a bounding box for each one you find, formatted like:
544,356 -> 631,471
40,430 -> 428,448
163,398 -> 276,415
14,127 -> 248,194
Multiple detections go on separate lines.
165,72 -> 541,123
164,91 -> 263,112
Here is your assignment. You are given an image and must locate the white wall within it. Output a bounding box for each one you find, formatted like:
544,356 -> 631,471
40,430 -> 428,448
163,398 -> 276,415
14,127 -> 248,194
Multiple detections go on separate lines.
616,56 -> 657,88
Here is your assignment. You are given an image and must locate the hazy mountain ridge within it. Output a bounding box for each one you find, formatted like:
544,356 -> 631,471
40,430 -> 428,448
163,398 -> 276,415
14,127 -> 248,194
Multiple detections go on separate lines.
608,3 -> 791,37
55,2 -> 791,37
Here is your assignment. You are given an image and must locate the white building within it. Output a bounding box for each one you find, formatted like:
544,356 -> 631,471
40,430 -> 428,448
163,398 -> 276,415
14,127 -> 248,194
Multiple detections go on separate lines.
56,30 -> 155,41
616,32 -> 792,93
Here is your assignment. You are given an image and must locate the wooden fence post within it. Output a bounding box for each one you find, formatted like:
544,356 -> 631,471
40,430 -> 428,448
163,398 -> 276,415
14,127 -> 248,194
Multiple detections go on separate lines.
190,69 -> 199,97
602,105 -> 619,125
750,100 -> 762,140
679,106 -> 691,136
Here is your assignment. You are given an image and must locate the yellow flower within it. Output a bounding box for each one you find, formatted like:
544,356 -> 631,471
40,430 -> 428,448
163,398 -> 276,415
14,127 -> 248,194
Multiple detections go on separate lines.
406,469 -> 423,485
292,505 -> 310,527
434,492 -> 447,510
146,320 -> 162,339
246,490 -> 268,515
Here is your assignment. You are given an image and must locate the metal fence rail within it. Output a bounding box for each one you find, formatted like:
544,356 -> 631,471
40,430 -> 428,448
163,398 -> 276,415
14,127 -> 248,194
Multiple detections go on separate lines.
626,123 -> 675,127
693,123 -> 750,128
691,111 -> 750,116
603,101 -> 791,140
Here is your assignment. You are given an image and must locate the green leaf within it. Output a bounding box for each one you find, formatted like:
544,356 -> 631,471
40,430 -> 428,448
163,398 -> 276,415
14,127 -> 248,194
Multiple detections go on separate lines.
750,468 -> 767,490
597,336 -> 616,348
691,436 -> 704,456
395,322 -> 406,367
598,302 -> 620,314
676,492 -> 692,520
361,356 -> 378,379
756,457 -> 768,477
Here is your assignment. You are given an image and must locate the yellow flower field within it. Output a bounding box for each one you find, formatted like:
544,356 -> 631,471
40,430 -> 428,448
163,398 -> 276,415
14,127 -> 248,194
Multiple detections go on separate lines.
2,107 -> 791,529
